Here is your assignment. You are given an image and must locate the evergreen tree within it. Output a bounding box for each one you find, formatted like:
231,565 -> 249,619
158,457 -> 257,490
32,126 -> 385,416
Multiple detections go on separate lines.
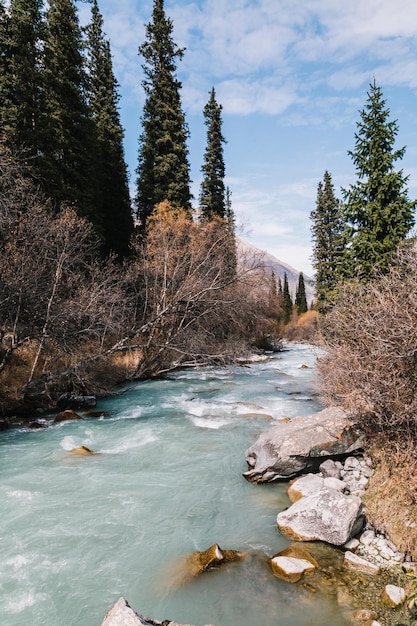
135,0 -> 192,232
223,186 -> 237,277
200,87 -> 226,220
85,0 -> 133,259
282,272 -> 292,324
1,0 -> 44,156
310,171 -> 344,311
40,0 -> 96,220
342,80 -> 415,279
295,272 -> 308,315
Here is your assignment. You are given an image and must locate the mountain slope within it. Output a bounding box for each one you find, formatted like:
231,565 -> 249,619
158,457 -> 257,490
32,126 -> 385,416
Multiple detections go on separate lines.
237,239 -> 315,304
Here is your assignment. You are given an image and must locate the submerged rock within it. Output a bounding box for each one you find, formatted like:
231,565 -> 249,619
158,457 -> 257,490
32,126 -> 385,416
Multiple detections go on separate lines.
277,488 -> 365,545
161,544 -> 247,590
243,407 -> 363,483
54,409 -> 83,423
183,544 -> 245,577
70,446 -> 95,455
343,551 -> 380,575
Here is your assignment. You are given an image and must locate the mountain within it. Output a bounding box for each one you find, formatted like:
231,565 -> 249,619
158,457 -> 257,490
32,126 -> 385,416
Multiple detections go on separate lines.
237,239 -> 315,305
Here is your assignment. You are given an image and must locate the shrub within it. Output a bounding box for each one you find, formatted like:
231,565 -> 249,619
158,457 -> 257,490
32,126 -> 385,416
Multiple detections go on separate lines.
317,242 -> 417,440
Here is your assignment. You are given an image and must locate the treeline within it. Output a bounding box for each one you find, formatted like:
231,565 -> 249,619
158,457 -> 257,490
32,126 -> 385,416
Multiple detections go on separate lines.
312,80 -> 417,441
0,141 -> 282,412
0,0 -> 288,413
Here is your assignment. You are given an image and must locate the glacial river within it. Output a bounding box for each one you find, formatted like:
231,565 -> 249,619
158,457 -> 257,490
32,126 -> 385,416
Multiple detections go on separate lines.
0,343 -> 352,626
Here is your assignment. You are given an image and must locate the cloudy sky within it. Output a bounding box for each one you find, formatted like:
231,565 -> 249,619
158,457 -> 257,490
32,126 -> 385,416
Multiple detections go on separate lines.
80,0 -> 417,276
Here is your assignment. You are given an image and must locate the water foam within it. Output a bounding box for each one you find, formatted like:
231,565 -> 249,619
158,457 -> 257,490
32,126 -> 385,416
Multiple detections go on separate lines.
100,428 -> 157,453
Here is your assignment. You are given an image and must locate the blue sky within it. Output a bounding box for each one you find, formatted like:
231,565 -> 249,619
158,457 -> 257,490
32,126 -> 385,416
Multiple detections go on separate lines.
79,0 -> 417,276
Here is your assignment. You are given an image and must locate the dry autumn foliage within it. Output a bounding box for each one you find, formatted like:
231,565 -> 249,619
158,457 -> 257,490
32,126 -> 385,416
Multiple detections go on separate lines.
0,150 -> 281,411
317,242 -> 417,560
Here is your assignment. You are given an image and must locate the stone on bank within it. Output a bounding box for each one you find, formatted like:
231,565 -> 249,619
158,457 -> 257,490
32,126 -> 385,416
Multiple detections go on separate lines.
243,406 -> 363,482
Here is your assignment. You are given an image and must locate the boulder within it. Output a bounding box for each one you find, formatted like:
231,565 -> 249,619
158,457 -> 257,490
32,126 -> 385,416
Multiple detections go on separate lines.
243,407 -> 363,483
319,459 -> 343,479
287,474 -> 324,503
277,488 -> 365,546
100,597 -> 210,626
184,544 -> 245,577
268,545 -> 318,582
54,410 -> 83,423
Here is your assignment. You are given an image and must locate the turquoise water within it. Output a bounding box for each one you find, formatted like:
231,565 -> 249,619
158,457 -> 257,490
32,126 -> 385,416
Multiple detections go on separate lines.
0,344 -> 349,626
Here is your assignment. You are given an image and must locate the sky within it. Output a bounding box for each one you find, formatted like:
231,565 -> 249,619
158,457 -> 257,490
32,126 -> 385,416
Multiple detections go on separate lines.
79,0 -> 417,276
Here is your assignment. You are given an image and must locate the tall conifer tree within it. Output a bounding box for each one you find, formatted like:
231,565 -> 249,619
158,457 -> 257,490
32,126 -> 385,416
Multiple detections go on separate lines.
40,0 -> 96,220
295,272 -> 308,315
282,272 -> 292,324
85,0 -> 133,259
200,87 -> 226,220
310,171 -> 344,311
135,0 -> 191,232
342,80 -> 415,279
2,0 -> 44,156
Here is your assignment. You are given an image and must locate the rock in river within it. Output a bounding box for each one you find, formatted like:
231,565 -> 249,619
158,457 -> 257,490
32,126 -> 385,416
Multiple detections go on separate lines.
276,487 -> 365,545
243,406 -> 363,483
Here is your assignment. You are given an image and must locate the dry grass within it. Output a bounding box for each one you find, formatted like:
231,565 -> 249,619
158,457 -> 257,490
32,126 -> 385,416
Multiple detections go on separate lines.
362,439 -> 417,561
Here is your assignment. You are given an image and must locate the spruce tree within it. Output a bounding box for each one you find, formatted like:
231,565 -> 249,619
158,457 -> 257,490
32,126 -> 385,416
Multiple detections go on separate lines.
295,272 -> 308,315
85,0 -> 133,259
1,0 -> 44,156
342,80 -> 415,279
200,87 -> 226,220
135,0 -> 192,232
40,0 -> 96,220
310,171 -> 344,311
282,272 -> 293,324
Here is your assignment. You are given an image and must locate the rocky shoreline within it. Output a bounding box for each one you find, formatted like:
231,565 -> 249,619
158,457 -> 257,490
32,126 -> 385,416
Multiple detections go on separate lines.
100,406 -> 416,626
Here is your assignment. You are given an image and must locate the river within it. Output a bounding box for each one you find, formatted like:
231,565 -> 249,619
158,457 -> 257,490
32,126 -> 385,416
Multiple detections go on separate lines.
0,343 -> 352,626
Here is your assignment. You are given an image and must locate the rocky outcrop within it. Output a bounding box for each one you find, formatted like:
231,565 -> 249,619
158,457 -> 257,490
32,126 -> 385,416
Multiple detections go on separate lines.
277,488 -> 365,545
243,407 -> 363,483
100,597 -> 214,626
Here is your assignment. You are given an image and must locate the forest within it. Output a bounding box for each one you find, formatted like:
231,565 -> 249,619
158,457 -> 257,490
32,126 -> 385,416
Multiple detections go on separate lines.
0,0 -> 302,415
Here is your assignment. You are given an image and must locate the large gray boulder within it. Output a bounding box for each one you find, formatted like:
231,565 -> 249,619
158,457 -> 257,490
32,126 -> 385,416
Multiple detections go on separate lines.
276,488 -> 365,545
243,406 -> 363,482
